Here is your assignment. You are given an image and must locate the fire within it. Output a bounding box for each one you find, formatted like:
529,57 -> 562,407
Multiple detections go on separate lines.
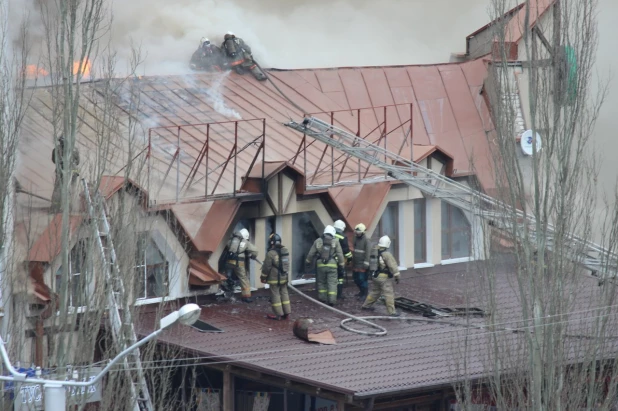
73,58 -> 92,78
25,65 -> 49,79
24,59 -> 91,80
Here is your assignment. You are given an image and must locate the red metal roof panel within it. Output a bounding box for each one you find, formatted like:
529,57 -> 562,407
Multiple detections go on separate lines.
440,67 -> 485,137
188,259 -> 226,286
361,68 -> 395,108
346,181 -> 391,230
407,66 -> 447,101
193,199 -> 241,253
315,70 -> 344,93
28,214 -> 84,263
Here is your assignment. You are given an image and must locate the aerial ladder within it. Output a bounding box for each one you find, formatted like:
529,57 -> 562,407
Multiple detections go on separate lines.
83,180 -> 154,411
285,116 -> 617,282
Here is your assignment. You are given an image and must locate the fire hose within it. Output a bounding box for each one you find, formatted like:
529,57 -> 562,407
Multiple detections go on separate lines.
252,258 -> 489,337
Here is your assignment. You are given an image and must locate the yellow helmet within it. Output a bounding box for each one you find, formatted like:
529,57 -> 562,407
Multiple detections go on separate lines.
354,223 -> 366,233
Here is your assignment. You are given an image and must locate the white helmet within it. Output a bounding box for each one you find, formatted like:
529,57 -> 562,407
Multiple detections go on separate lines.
378,235 -> 391,248
239,228 -> 250,240
200,37 -> 210,46
323,225 -> 336,237
227,31 -> 235,36
355,223 -> 366,233
333,220 -> 346,231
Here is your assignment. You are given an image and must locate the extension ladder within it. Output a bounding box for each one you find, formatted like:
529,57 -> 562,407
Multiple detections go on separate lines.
82,180 -> 153,411
285,117 -> 616,282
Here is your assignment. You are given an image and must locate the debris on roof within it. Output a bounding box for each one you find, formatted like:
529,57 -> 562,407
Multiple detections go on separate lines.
293,318 -> 337,345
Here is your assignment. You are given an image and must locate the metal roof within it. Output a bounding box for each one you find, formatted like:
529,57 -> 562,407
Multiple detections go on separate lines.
138,256 -> 618,397
19,58 -> 496,275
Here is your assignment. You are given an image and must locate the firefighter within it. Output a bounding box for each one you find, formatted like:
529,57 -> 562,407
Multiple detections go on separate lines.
260,233 -> 291,320
361,235 -> 400,316
220,32 -> 266,81
352,223 -> 371,300
190,37 -> 224,71
306,225 -> 344,306
225,228 -> 258,303
51,136 -> 80,213
333,220 -> 352,300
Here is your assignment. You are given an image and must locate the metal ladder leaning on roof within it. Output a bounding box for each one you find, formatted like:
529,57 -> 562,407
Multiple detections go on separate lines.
82,180 -> 154,411
284,116 -> 617,282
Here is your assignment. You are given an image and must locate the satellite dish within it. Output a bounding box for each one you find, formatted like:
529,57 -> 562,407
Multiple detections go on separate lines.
520,129 -> 542,156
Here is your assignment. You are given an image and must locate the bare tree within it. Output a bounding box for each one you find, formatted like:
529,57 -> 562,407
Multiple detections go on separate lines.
453,0 -> 618,410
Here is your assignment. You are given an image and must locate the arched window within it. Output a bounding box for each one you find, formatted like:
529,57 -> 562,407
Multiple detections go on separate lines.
441,203 -> 471,260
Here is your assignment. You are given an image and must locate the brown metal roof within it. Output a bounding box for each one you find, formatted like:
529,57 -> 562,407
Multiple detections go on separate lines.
28,214 -> 83,263
18,57 -> 496,264
330,181 -> 392,231
188,259 -> 226,286
192,199 -> 241,253
138,255 -> 618,397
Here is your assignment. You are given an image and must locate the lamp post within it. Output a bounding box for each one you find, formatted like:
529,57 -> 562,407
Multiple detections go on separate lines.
0,303 -> 201,411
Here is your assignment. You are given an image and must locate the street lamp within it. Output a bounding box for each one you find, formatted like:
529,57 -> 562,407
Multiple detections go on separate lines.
0,303 -> 201,411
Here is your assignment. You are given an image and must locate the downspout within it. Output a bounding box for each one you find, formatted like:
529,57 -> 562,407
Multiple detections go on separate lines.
35,318 -> 44,366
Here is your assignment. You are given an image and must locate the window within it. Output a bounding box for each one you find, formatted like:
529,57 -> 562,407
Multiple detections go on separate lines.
135,234 -> 168,300
414,199 -> 426,263
371,202 -> 399,259
56,239 -> 88,307
441,202 -> 471,260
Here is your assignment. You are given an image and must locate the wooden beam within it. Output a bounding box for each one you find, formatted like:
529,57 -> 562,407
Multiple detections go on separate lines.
533,26 -> 553,55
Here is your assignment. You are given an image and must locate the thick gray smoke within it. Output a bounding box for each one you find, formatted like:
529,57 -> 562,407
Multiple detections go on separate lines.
109,0 -> 491,74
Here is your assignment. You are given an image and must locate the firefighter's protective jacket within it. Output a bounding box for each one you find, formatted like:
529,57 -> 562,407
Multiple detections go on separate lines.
222,37 -> 252,59
306,237 -> 345,269
335,230 -> 353,262
260,246 -> 289,285
352,234 -> 372,271
376,248 -> 400,278
227,237 -> 258,266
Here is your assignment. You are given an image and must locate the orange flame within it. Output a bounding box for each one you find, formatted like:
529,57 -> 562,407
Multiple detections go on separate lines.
73,58 -> 92,78
25,65 -> 49,79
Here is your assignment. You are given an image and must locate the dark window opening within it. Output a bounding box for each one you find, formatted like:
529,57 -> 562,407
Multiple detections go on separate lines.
292,212 -> 319,279
371,202 -> 399,259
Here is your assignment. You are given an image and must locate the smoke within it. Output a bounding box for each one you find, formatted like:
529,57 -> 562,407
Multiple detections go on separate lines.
107,0 -> 491,74
201,72 -> 241,120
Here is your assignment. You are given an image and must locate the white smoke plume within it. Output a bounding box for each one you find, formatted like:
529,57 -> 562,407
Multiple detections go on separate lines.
201,72 -> 242,120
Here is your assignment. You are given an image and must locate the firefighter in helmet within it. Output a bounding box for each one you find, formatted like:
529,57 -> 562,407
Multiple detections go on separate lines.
352,223 -> 372,300
306,225 -> 345,306
260,233 -> 291,320
190,37 -> 224,71
361,235 -> 400,316
224,228 -> 258,302
333,220 -> 352,300
220,31 -> 266,80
